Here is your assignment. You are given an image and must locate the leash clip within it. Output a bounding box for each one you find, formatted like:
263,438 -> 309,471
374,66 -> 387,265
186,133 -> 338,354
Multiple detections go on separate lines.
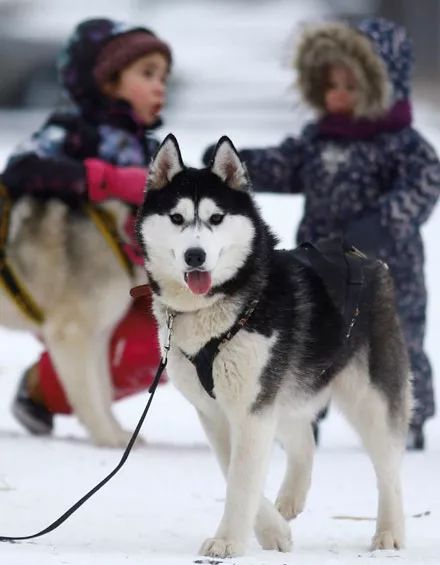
163,309 -> 175,363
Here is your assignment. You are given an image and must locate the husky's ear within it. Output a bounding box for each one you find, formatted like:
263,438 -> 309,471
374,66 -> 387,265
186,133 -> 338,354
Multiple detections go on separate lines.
210,136 -> 250,191
148,133 -> 184,190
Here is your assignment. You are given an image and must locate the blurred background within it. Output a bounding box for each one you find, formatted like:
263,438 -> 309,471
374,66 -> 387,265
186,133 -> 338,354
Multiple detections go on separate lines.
0,0 -> 439,166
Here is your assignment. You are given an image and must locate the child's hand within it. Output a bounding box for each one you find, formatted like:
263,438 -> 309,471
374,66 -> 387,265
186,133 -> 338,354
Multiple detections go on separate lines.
85,158 -> 147,206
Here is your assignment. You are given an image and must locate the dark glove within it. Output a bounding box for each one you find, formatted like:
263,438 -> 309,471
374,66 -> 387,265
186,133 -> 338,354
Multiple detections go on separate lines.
201,144 -> 216,166
344,213 -> 392,257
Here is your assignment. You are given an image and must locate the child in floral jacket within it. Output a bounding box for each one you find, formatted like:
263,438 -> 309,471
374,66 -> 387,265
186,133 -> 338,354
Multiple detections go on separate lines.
204,18 -> 440,449
2,18 -> 172,438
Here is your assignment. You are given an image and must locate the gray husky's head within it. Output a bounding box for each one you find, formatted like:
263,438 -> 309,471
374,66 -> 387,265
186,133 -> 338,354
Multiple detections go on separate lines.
136,134 -> 276,310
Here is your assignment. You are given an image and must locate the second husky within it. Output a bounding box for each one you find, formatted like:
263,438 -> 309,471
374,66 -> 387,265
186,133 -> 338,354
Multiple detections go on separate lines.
0,195 -> 138,446
136,134 -> 411,558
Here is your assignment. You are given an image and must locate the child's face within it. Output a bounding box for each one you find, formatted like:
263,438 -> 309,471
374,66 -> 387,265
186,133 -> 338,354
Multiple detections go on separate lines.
324,65 -> 358,115
105,52 -> 169,125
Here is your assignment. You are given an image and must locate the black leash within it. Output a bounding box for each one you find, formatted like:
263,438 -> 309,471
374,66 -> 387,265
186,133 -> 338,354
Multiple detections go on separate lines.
0,311 -> 174,544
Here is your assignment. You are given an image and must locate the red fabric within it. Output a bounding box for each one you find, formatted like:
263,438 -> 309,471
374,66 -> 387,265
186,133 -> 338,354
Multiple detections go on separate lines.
39,293 -> 166,414
85,158 -> 147,206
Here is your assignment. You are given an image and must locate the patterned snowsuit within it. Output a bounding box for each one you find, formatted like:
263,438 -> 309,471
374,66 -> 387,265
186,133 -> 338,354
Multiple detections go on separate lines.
237,18 -> 440,425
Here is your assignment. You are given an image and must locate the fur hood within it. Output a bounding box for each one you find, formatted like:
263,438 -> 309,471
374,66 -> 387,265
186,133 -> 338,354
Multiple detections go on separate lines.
295,17 -> 413,118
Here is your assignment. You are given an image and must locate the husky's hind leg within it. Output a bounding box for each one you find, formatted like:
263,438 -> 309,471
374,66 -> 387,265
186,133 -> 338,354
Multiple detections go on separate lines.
333,357 -> 410,550
44,317 -> 132,447
275,415 -> 315,520
198,409 -> 292,553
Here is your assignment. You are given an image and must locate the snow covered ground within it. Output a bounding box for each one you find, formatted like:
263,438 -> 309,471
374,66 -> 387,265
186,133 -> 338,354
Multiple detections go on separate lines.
0,383 -> 438,565
1,1 -> 440,563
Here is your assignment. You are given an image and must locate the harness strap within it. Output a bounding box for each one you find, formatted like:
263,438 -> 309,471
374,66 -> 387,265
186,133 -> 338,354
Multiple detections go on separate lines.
293,240 -> 366,380
0,257 -> 45,324
293,240 -> 365,331
342,247 -> 365,339
83,203 -> 133,277
0,184 -> 134,325
181,298 -> 260,399
0,182 -> 45,324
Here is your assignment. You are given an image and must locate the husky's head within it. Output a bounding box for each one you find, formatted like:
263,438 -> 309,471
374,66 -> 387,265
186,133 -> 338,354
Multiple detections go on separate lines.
136,134 -> 275,310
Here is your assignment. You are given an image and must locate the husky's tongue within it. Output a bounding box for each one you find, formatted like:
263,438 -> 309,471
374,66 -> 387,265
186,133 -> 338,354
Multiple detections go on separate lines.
185,271 -> 212,295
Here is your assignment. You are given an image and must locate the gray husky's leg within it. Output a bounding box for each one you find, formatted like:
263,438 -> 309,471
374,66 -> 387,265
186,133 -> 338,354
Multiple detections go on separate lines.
333,361 -> 409,550
198,409 -> 292,553
44,320 -> 132,447
275,415 -> 315,520
199,409 -> 286,558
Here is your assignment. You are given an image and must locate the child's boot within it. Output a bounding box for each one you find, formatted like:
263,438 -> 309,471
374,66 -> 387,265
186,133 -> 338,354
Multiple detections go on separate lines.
11,364 -> 54,436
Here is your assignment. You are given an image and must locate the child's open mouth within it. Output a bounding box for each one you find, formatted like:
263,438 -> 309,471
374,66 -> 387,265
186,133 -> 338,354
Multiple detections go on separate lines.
152,103 -> 162,116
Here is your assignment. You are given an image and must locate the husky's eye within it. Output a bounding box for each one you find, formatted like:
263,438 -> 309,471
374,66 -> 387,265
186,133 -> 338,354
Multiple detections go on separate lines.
209,213 -> 224,226
170,213 -> 184,225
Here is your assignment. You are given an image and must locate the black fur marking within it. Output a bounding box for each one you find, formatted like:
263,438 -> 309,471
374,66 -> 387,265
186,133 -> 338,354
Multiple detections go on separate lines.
145,269 -> 161,295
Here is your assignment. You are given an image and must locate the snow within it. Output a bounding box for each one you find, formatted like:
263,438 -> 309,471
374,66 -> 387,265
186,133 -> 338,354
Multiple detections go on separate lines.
1,1 -> 440,563
0,383 -> 439,564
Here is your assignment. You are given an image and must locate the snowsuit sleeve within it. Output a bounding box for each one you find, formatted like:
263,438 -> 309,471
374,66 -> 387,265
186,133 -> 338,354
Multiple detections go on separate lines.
378,131 -> 440,241
2,118 -> 90,202
238,137 -> 304,193
2,114 -> 102,200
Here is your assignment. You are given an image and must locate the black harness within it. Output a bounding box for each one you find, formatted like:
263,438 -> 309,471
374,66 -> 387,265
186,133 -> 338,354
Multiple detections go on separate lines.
181,298 -> 260,399
292,239 -> 366,334
181,238 -> 367,399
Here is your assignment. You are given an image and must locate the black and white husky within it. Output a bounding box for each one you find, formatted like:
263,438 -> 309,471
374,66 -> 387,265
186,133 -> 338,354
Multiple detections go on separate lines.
136,134 -> 412,558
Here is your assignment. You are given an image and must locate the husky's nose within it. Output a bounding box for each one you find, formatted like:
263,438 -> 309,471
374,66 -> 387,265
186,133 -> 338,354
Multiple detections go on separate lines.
184,247 -> 206,268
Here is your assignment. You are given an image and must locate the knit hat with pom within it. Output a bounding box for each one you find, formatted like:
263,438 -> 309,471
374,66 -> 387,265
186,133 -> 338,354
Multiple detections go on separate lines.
58,18 -> 172,115
93,29 -> 172,87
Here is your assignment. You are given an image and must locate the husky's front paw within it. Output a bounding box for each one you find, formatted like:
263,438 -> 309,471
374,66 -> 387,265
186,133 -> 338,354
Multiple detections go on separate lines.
275,490 -> 307,521
199,537 -> 246,558
254,512 -> 292,552
371,530 -> 404,550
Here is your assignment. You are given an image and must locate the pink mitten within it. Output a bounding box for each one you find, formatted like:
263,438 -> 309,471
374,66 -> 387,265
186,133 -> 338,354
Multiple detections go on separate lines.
85,158 -> 147,206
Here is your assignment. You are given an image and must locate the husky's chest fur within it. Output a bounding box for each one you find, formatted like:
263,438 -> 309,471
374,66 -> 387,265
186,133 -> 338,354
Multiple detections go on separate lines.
154,298 -> 277,407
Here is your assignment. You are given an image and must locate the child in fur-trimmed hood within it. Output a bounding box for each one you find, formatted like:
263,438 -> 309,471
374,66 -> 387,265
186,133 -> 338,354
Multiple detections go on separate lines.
203,17 -> 440,449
